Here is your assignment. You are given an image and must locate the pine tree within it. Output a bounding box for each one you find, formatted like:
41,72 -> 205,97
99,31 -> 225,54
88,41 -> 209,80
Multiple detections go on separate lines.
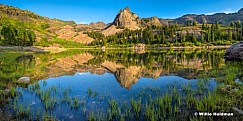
237,20 -> 241,28
201,32 -> 205,42
228,28 -> 232,41
161,30 -> 165,44
202,23 -> 205,30
211,24 -> 215,42
193,20 -> 197,26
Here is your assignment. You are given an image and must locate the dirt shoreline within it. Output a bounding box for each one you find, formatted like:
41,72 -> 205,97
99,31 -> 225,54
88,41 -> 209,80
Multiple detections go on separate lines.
147,45 -> 231,49
0,46 -> 48,52
0,46 -> 68,53
66,46 -> 231,50
0,45 -> 230,53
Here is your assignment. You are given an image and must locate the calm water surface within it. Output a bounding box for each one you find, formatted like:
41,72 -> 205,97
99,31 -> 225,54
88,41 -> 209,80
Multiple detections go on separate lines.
1,48 -> 242,120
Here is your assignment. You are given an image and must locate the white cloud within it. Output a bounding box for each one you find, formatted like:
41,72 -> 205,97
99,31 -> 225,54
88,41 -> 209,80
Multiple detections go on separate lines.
222,8 -> 235,14
206,8 -> 237,15
78,21 -> 88,24
205,12 -> 216,15
78,72 -> 88,75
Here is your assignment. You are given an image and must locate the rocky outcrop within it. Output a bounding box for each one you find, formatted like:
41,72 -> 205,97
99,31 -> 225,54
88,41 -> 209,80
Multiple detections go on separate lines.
102,7 -> 145,35
113,7 -> 144,30
224,41 -> 243,60
103,7 -> 167,35
143,16 -> 163,26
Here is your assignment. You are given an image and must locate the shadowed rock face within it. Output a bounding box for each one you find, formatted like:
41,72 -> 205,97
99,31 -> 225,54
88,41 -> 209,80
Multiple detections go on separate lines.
224,41 -> 243,60
239,8 -> 243,14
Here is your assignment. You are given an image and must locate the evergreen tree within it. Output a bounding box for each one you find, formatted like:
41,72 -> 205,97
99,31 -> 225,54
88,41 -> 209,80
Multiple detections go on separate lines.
228,28 -> 232,41
201,32 -> 205,42
237,20 -> 241,28
211,24 -> 215,42
161,30 -> 166,44
193,20 -> 197,26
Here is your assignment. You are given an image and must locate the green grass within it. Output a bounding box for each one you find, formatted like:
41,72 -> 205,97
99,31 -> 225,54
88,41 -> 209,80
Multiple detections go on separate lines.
35,38 -> 89,48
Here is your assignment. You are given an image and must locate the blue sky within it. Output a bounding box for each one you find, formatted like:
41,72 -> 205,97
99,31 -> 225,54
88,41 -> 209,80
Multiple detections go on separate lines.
0,0 -> 243,24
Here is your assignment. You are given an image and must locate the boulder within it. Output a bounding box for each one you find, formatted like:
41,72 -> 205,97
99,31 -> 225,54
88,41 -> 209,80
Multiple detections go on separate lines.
224,41 -> 243,60
232,107 -> 243,115
17,77 -> 30,84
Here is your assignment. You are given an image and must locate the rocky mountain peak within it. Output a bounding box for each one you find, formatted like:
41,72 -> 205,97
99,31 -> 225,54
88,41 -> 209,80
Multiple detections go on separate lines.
112,7 -> 142,30
124,6 -> 131,12
238,8 -> 243,14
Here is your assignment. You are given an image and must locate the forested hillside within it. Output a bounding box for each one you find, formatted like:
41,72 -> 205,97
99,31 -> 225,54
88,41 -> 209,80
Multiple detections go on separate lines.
88,21 -> 243,47
0,17 -> 35,46
0,4 -> 93,47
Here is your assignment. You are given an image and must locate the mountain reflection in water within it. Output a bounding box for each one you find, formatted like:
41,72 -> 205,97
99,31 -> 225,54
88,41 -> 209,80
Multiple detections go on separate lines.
0,49 -> 226,90
43,49 -> 224,89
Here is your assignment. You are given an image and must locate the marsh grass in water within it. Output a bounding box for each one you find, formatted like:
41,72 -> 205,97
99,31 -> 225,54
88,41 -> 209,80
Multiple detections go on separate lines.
2,79 -> 243,121
4,82 -> 112,120
83,82 -> 243,121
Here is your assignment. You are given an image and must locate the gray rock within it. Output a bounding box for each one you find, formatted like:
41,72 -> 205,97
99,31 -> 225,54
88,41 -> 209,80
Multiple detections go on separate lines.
224,41 -> 243,60
17,77 -> 30,84
232,107 -> 243,115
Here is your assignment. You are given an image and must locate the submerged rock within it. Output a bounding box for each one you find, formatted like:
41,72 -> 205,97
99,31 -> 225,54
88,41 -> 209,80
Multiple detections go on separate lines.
17,77 -> 30,84
224,41 -> 243,60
